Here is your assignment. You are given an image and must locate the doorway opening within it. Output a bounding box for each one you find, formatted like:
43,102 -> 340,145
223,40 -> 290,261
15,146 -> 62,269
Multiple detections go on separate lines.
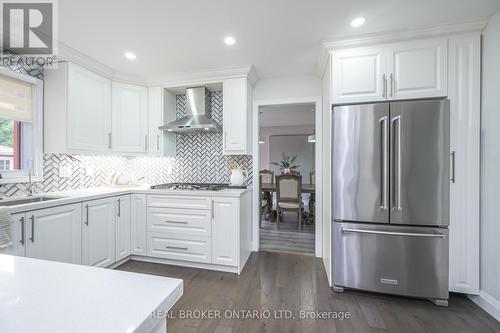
256,102 -> 317,255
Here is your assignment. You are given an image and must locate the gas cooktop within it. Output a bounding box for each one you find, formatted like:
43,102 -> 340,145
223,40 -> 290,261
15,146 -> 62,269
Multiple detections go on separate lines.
150,183 -> 229,191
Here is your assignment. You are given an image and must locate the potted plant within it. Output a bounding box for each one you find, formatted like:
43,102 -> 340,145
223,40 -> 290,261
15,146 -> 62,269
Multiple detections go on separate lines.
272,153 -> 300,174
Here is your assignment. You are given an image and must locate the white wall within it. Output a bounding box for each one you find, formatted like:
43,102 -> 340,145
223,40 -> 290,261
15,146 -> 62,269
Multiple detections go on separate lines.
253,75 -> 322,101
268,135 -> 314,181
479,10 -> 500,318
259,125 -> 315,171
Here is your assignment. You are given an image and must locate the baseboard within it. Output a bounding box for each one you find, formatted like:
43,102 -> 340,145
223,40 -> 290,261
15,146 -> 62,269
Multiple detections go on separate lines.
469,290 -> 500,322
130,255 -> 239,274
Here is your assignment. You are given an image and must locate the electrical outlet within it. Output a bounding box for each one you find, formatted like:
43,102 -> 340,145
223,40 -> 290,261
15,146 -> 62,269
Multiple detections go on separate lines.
59,165 -> 73,178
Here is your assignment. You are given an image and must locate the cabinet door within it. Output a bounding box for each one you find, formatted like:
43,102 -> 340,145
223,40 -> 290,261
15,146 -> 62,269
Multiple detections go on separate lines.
147,87 -> 163,155
67,63 -> 112,152
25,204 -> 82,264
223,78 -> 248,155
332,46 -> 387,104
0,213 -> 26,256
448,35 -> 480,294
115,195 -> 131,261
212,197 -> 238,266
112,82 -> 148,153
131,194 -> 147,255
82,198 -> 115,267
387,38 -> 447,100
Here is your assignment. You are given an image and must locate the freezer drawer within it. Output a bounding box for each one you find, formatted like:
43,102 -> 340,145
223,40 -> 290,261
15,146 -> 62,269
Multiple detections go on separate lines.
334,222 -> 449,301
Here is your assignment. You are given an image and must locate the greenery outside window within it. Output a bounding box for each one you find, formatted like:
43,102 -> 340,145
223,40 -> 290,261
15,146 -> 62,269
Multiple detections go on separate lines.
0,67 -> 43,183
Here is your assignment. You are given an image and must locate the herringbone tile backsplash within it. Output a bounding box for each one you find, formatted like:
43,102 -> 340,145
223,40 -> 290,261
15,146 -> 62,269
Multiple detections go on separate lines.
0,90 -> 252,198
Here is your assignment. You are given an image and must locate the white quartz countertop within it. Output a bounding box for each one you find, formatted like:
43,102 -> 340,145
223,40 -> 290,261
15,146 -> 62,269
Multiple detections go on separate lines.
0,254 -> 183,333
3,185 -> 250,213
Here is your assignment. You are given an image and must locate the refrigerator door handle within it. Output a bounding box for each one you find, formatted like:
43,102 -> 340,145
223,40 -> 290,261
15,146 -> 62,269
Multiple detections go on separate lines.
341,227 -> 446,238
392,115 -> 403,211
379,116 -> 389,210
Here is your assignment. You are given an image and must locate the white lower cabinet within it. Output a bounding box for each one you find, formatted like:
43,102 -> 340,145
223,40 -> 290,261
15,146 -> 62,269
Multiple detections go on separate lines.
0,213 -> 26,257
212,197 -> 238,266
131,194 -> 147,255
82,197 -> 116,268
145,193 -> 251,273
148,232 -> 212,263
26,204 -> 82,264
115,195 -> 131,261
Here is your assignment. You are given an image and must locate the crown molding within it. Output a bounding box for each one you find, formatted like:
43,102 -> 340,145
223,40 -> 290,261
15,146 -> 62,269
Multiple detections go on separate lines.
316,17 -> 489,77
147,65 -> 258,88
58,41 -> 258,87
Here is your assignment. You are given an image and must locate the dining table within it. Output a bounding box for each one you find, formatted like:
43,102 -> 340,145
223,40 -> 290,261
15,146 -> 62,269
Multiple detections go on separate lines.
261,182 -> 316,223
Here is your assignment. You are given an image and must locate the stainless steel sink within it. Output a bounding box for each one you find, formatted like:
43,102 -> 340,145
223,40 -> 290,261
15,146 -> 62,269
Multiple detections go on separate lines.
0,196 -> 63,206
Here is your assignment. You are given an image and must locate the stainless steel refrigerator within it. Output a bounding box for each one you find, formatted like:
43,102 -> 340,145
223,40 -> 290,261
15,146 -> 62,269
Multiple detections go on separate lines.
332,99 -> 450,306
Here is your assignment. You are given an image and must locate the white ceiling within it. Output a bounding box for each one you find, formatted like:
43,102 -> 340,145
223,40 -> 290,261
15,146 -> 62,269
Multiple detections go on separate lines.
58,0 -> 500,80
259,103 -> 315,127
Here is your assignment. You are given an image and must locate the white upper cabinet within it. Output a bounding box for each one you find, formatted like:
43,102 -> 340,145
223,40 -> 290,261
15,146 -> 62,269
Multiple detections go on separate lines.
223,78 -> 251,155
25,204 -> 82,265
45,62 -> 112,154
332,46 -> 387,104
112,82 -> 148,153
148,87 -> 176,157
331,38 -> 448,104
387,39 -> 448,100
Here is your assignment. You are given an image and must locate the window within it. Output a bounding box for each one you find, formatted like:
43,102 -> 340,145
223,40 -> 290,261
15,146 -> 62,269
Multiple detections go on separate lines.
0,67 -> 43,183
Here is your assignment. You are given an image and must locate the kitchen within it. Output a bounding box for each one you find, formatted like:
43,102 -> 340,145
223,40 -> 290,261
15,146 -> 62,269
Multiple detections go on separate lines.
1,1 -> 500,332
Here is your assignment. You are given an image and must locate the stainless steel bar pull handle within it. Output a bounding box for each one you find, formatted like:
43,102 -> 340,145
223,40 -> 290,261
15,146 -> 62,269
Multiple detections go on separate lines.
144,135 -> 148,150
451,151 -> 456,183
342,227 -> 446,238
382,74 -> 387,98
389,73 -> 394,98
379,116 -> 389,210
166,220 -> 188,224
392,116 -> 402,211
117,199 -> 121,217
20,216 -> 25,245
156,134 -> 160,150
84,204 -> 89,226
166,246 -> 188,251
108,133 -> 112,149
29,215 -> 35,242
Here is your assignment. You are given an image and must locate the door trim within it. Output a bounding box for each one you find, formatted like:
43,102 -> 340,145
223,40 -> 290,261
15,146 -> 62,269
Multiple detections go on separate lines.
252,96 -> 323,258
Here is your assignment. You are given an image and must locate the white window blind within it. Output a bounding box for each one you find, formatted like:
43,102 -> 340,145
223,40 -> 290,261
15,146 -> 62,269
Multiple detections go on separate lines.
0,73 -> 33,123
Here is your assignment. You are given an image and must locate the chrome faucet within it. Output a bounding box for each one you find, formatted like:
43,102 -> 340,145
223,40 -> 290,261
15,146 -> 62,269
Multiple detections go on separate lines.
27,165 -> 35,196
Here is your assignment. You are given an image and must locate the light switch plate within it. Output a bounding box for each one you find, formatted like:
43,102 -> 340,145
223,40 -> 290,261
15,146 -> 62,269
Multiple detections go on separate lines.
59,165 -> 72,178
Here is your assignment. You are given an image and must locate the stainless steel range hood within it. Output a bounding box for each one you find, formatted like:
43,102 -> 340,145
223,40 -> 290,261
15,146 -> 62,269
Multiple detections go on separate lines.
159,86 -> 220,134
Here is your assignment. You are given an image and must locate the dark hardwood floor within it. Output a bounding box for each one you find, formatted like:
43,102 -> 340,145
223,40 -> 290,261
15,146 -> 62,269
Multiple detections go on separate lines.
260,212 -> 315,256
116,252 -> 500,333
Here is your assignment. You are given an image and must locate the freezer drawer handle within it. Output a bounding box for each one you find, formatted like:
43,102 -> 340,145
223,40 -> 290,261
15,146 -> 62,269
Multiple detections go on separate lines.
341,227 -> 446,238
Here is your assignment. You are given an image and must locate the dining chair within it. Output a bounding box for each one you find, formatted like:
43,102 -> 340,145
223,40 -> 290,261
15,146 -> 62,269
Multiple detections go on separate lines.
259,174 -> 271,227
276,173 -> 303,230
309,171 -> 316,224
259,169 -> 274,183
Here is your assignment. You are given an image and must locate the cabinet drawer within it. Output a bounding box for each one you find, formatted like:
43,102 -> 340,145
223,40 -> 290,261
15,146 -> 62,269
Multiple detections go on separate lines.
147,195 -> 211,210
147,207 -> 211,236
147,232 -> 211,263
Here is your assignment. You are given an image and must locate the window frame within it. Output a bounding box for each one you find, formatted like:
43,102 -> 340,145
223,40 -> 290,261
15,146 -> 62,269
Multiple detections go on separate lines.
0,66 -> 43,184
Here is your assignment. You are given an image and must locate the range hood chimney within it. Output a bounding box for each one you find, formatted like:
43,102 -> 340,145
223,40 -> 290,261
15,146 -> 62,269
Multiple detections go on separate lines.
159,86 -> 220,134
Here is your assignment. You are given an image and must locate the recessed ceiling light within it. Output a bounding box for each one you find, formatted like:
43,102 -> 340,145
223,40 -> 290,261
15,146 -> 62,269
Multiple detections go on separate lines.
224,36 -> 236,46
124,52 -> 137,60
351,17 -> 366,28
